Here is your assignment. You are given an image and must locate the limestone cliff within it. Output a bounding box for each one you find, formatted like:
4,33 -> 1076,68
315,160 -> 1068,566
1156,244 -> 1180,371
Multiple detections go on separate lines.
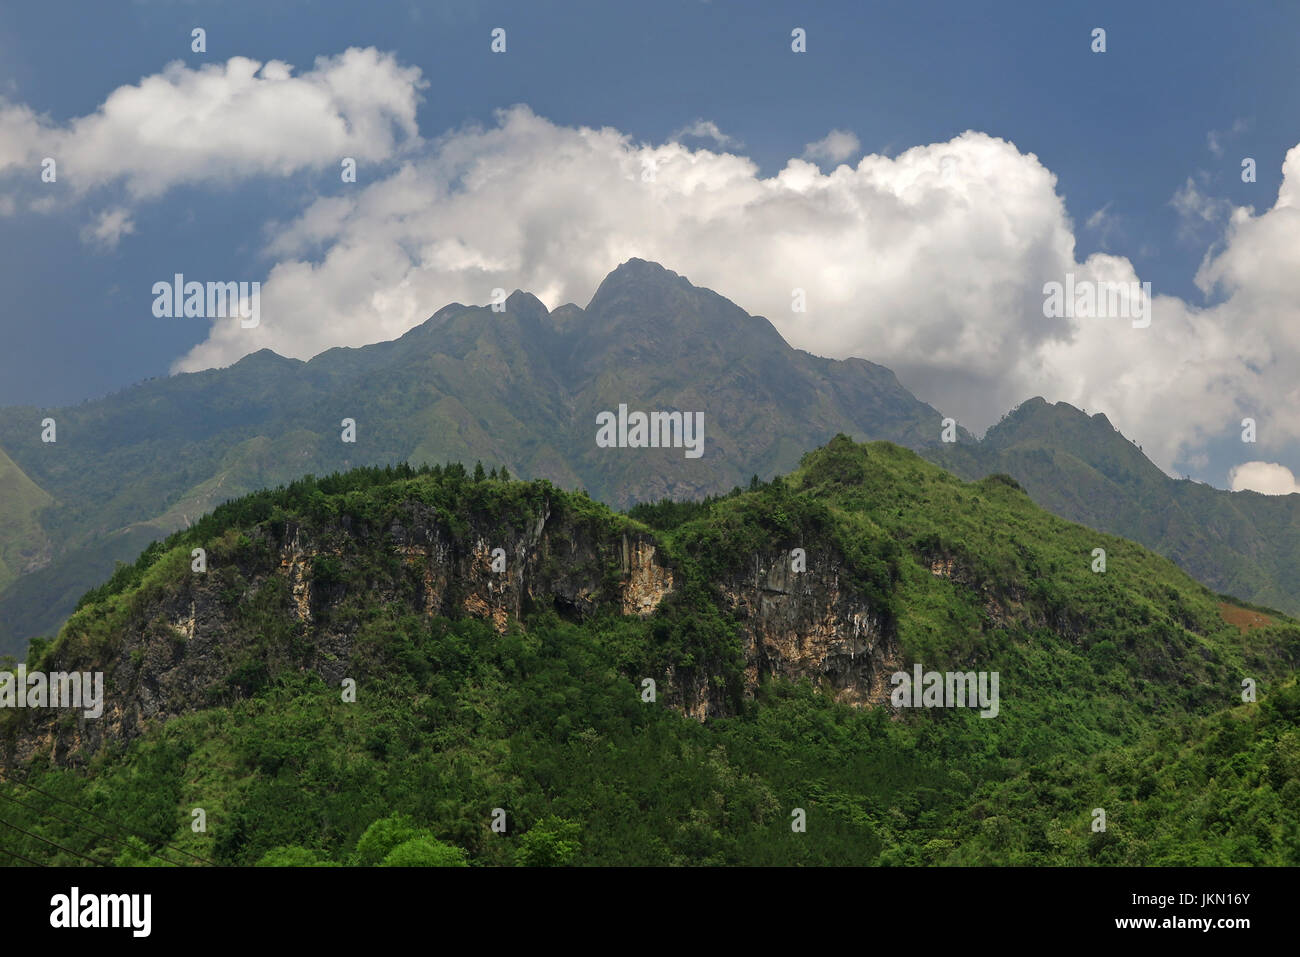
4,487 -> 897,767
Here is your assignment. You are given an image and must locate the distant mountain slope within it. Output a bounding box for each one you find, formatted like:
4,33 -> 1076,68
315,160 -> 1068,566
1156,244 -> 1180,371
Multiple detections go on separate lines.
0,446 -> 52,591
0,260 -> 957,656
4,438 -> 1297,865
925,397 -> 1300,615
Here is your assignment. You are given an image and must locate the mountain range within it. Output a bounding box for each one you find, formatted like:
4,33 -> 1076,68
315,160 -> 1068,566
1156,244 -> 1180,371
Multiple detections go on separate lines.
0,259 -> 1295,657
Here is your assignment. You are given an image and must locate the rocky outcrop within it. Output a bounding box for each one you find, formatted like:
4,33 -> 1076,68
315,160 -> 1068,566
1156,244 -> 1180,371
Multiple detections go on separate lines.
721,551 -> 894,708
3,496 -> 675,767
4,496 -> 898,765
619,537 -> 673,616
654,547 -> 898,721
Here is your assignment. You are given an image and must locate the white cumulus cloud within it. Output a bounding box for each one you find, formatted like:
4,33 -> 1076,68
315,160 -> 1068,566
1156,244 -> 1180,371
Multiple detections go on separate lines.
0,48 -> 424,201
1228,461 -> 1300,495
802,129 -> 861,164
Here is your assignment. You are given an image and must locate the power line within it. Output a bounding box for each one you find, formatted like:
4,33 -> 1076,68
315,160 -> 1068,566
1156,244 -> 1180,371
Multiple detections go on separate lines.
0,844 -> 48,867
0,817 -> 105,866
0,790 -> 182,867
0,774 -> 215,866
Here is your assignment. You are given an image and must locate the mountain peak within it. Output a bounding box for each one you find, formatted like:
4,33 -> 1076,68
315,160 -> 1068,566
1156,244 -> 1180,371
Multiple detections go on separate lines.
1001,397 -> 1121,434
233,348 -> 301,370
587,258 -> 692,308
610,257 -> 681,279
504,289 -> 549,318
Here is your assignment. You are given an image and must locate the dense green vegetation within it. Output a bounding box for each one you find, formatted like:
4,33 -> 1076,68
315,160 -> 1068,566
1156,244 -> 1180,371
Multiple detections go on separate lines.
2,437 -> 1298,866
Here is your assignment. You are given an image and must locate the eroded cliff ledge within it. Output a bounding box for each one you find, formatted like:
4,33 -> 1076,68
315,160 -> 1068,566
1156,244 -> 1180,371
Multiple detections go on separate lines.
5,484 -> 899,767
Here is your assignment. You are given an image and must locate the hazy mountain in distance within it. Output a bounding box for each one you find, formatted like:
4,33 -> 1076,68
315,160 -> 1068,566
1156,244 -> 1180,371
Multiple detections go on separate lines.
927,397 -> 1300,615
0,260 -> 956,655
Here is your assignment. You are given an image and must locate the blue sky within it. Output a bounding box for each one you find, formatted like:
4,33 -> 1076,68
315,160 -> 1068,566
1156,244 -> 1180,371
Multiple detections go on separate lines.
2,0 -> 1299,490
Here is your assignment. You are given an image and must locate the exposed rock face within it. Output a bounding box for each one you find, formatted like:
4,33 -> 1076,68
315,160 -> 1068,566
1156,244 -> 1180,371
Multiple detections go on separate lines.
929,557 -> 958,579
620,537 -> 673,616
4,498 -> 895,766
662,550 -> 896,719
722,552 -> 894,708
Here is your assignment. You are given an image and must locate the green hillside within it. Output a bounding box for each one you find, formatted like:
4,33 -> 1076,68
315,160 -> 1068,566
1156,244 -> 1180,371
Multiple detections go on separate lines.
0,446 -> 52,592
2,437 -> 1296,866
928,397 -> 1300,614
